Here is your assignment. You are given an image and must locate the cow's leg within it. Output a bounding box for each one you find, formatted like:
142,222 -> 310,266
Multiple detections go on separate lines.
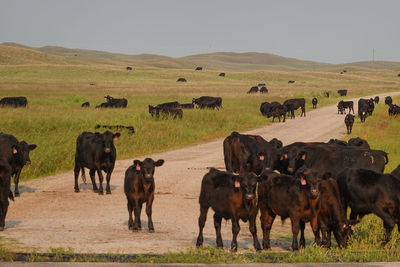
260,209 -> 275,250
146,194 -> 155,232
89,169 -> 98,192
196,205 -> 209,248
310,215 -> 321,246
0,199 -> 9,231
319,220 -> 330,247
283,113 -> 286,122
13,168 -> 22,197
133,201 -> 142,232
97,169 -> 104,195
81,167 -> 86,184
213,213 -> 223,248
127,201 -> 133,230
74,161 -> 81,193
290,217 -> 300,251
375,208 -> 395,244
105,169 -> 113,194
230,217 -> 240,252
249,211 -> 261,251
299,220 -> 306,248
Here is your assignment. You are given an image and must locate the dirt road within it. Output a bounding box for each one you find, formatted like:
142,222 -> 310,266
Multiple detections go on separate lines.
1,92 -> 398,254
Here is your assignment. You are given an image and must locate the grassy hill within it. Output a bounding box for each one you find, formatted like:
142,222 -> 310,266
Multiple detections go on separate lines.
2,42 -> 400,72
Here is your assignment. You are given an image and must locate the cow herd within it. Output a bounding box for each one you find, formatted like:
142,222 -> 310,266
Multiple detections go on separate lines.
260,98 -> 306,122
196,131 -> 399,251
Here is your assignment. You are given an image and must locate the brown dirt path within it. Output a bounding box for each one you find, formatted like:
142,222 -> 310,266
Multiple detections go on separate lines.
1,92 -> 399,254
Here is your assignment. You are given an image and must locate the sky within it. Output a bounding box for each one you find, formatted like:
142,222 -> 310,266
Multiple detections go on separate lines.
1,0 -> 400,64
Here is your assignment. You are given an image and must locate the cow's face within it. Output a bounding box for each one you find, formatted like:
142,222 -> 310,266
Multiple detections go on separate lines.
100,131 -> 120,153
13,141 -> 37,165
285,146 -> 306,173
236,172 -> 258,201
296,168 -> 320,199
134,158 -> 164,180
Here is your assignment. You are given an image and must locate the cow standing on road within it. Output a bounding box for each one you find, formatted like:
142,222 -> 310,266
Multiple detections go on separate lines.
345,114 -> 355,134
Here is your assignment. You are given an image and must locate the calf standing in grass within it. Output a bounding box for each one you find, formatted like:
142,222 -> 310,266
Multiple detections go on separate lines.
196,168 -> 261,251
124,158 -> 164,232
344,114 -> 355,134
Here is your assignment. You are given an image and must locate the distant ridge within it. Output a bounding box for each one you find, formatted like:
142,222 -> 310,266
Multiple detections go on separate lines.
2,42 -> 400,71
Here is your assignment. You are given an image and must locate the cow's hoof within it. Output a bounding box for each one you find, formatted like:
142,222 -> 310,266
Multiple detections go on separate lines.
132,228 -> 139,232
98,191 -> 104,195
93,188 -> 98,193
0,227 -> 4,231
149,229 -> 154,233
74,188 -> 80,193
106,190 -> 111,195
15,192 -> 20,197
128,225 -> 133,230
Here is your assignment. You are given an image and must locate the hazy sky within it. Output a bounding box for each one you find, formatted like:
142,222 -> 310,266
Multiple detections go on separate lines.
1,0 -> 399,64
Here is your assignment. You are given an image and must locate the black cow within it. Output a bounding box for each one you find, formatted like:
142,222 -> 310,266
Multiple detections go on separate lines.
327,139 -> 349,146
348,137 -> 370,150
258,169 -> 321,251
178,103 -> 194,109
124,158 -> 164,232
398,73 -> 400,77
337,89 -> 347,96
0,97 -> 28,108
344,114 -> 355,134
259,86 -> 268,93
283,98 -> 306,117
343,70 -> 347,73
219,73 -> 225,77
159,107 -> 183,119
259,102 -> 281,117
0,133 -> 37,197
96,102 -> 112,108
104,95 -> 128,108
337,168 -> 400,244
195,67 -> 203,71
177,77 -> 187,82
337,101 -> 354,114
126,66 -> 132,70
196,168 -> 261,251
385,96 -> 393,106
388,104 -> 400,116
148,105 -> 159,118
358,98 -> 374,122
288,80 -> 295,84
95,125 -> 134,135
192,96 -> 222,110
81,102 -> 90,108
156,101 -> 180,109
223,132 -> 281,175
247,86 -> 258,94
269,103 -> 287,122
312,98 -> 318,109
374,96 -> 379,104
0,160 -> 13,231
324,91 -> 330,98
74,131 -> 120,195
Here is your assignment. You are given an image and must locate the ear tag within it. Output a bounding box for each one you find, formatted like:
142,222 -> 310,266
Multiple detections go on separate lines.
301,154 -> 306,160
13,148 -> 18,154
350,225 -> 355,231
136,165 -> 141,171
284,154 -> 288,159
300,176 -> 307,185
234,180 -> 240,188
259,155 -> 265,161
113,136 -> 119,141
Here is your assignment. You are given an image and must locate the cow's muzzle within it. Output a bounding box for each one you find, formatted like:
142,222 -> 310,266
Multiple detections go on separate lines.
104,148 -> 111,153
288,167 -> 294,173
245,194 -> 255,200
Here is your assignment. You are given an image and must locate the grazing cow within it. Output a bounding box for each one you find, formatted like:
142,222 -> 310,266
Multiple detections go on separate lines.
0,97 -> 28,108
195,67 -> 203,71
337,168 -> 400,244
74,131 -> 120,195
317,175 -> 352,248
219,72 -> 225,77
0,160 -> 13,231
178,103 -> 194,109
247,86 -> 259,94
391,164 -> 400,178
269,104 -> 287,122
126,66 -> 132,70
196,168 -> 261,251
337,89 -> 347,96
96,102 -> 112,108
283,98 -> 306,117
124,158 -> 164,232
388,104 -> 400,116
324,91 -> 330,98
259,86 -> 268,93
95,125 -> 134,135
155,101 -> 180,109
177,77 -> 187,82
348,137 -> 370,150
192,96 -> 222,110
344,114 -> 355,134
337,100 -> 354,114
258,169 -> 321,250
312,98 -> 318,109
159,107 -> 183,119
104,95 -> 128,108
374,96 -> 380,104
385,96 -> 393,106
0,133 -> 37,197
259,102 -> 281,117
223,132 -> 281,175
81,102 -> 90,108
288,80 -> 295,84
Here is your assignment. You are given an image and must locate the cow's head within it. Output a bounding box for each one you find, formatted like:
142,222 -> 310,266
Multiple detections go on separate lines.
12,141 -> 37,166
234,172 -> 259,201
99,131 -> 120,153
134,158 -> 164,181
335,219 -> 360,248
296,167 -> 320,199
285,146 -> 307,173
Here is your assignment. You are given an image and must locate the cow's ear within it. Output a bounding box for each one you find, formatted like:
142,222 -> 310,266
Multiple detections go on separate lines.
154,159 -> 164,167
133,160 -> 142,171
29,144 -> 37,151
113,133 -> 121,141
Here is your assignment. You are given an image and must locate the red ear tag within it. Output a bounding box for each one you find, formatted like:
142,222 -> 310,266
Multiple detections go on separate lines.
234,180 -> 240,188
259,155 -> 265,161
350,225 -> 355,231
284,154 -> 288,159
300,176 -> 307,185
136,165 -> 141,171
113,136 -> 119,141
13,148 -> 18,154
301,154 -> 306,160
